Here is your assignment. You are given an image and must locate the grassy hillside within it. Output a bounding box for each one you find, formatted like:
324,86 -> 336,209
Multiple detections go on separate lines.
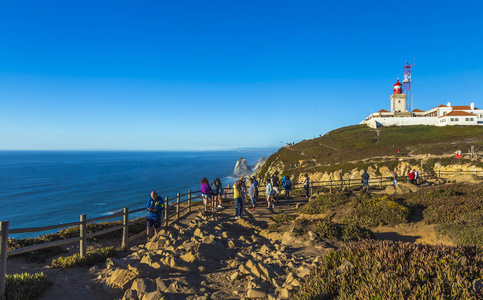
257,125 -> 483,179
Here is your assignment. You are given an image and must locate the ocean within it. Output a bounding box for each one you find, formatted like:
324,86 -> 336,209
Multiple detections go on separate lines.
0,150 -> 275,238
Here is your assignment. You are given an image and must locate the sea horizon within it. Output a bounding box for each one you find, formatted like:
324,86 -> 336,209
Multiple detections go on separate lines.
0,149 -> 275,238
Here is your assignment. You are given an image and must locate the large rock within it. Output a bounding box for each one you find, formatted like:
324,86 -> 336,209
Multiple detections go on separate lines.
400,183 -> 419,193
450,174 -> 482,183
233,157 -> 252,177
109,269 -> 137,290
385,185 -> 396,195
131,278 -> 158,294
395,184 -> 412,194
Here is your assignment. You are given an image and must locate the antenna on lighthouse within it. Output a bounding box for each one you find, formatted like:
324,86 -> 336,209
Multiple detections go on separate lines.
403,61 -> 414,112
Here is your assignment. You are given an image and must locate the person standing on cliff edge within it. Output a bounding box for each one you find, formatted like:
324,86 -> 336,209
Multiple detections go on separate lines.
147,191 -> 164,242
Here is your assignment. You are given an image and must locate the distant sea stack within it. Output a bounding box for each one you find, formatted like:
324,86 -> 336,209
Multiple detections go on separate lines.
233,157 -> 268,177
233,157 -> 252,177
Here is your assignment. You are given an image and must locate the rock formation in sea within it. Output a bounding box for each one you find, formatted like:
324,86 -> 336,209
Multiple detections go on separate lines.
233,157 -> 252,177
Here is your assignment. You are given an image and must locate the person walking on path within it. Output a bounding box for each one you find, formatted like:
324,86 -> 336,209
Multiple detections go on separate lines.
302,173 -> 310,198
414,170 -> 419,185
215,178 -> 223,208
408,170 -> 415,184
200,178 -> 211,211
391,171 -> 398,186
361,170 -> 370,191
252,176 -> 259,203
271,173 -> 280,202
284,176 -> 292,201
233,180 -> 244,219
248,178 -> 257,212
210,179 -> 218,210
265,177 -> 274,209
146,191 -> 165,242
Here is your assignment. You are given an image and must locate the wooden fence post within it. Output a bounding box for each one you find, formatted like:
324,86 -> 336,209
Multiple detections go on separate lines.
122,208 -> 128,251
330,180 -> 332,193
379,177 -> 383,189
164,197 -> 169,227
0,221 -> 9,300
188,190 -> 192,213
177,193 -> 180,220
79,214 -> 87,258
348,179 -> 351,189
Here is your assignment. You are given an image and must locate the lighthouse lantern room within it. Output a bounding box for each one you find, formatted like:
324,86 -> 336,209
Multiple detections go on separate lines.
390,79 -> 408,114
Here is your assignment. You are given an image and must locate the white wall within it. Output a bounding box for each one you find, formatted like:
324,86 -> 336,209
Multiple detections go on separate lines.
367,117 -> 437,127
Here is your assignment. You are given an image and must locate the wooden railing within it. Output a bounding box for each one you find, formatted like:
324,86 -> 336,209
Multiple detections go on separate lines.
0,189 -> 205,297
1,168 -> 481,296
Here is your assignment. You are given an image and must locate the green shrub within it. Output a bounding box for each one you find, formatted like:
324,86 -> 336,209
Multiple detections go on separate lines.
313,218 -> 374,242
344,195 -> 411,226
5,272 -> 51,300
296,240 -> 483,299
271,213 -> 297,223
340,223 -> 375,242
313,218 -> 341,240
51,247 -> 117,269
293,218 -> 311,236
268,224 -> 279,232
298,193 -> 352,215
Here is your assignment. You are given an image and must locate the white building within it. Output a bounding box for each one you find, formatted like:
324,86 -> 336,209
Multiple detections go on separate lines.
361,80 -> 482,128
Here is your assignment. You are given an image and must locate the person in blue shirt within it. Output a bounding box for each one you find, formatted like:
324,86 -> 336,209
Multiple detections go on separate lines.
146,191 -> 165,242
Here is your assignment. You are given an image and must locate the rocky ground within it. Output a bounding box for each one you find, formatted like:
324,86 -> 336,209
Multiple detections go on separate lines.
7,181 -> 470,300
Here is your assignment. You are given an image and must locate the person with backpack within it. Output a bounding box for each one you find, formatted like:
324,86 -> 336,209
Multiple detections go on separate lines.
284,175 -> 292,200
248,177 -> 257,212
391,171 -> 398,186
215,178 -> 223,208
210,179 -> 218,210
252,176 -> 259,202
265,177 -> 274,209
146,191 -> 165,242
200,178 -> 211,211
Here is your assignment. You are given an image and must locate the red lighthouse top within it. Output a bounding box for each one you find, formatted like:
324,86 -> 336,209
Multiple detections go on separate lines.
393,79 -> 402,94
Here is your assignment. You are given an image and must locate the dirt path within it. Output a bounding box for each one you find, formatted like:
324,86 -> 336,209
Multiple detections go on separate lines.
6,193 -> 451,299
371,208 -> 454,246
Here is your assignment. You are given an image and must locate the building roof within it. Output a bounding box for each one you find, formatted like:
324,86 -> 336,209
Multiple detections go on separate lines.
451,105 -> 472,110
377,109 -> 389,113
412,109 -> 424,112
439,111 -> 477,118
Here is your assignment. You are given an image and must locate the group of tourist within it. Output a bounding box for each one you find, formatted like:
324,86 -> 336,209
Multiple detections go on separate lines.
145,173 -> 312,241
200,177 -> 224,211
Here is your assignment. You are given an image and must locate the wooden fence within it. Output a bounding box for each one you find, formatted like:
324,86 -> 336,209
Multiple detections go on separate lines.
0,190 -> 205,297
1,168 -> 481,297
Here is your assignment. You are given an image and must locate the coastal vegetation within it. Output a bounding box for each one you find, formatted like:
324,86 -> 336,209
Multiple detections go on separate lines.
296,240 -> 483,299
404,184 -> 483,247
5,272 -> 51,300
51,247 -> 118,269
7,219 -> 145,262
257,125 -> 483,180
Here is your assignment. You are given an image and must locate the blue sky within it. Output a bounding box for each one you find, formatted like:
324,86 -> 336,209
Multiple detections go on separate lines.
1,0 -> 481,150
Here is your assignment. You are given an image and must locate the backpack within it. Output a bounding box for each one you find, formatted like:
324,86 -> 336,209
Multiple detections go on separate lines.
285,180 -> 292,190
